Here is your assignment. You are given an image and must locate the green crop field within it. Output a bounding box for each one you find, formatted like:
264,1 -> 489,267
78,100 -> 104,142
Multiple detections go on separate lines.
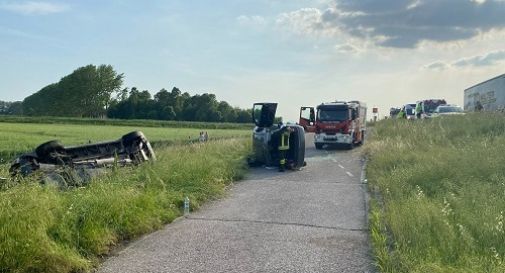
0,120 -> 251,273
0,115 -> 253,130
366,113 -> 505,273
0,122 -> 251,163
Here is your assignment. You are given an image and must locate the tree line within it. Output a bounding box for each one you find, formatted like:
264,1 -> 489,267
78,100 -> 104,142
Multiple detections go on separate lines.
10,64 -> 252,123
0,101 -> 22,115
107,87 -> 251,123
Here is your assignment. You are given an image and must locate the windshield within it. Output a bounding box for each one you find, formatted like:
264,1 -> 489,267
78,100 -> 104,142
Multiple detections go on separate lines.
317,109 -> 349,122
438,106 -> 463,113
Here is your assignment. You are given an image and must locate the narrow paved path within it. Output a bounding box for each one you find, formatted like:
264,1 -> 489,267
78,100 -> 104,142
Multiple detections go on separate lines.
99,133 -> 374,273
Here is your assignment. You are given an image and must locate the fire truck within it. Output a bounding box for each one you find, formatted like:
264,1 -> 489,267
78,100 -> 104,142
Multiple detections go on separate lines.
299,101 -> 367,149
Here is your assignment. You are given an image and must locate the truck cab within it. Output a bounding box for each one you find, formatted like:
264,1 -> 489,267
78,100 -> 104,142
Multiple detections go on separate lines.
299,101 -> 367,149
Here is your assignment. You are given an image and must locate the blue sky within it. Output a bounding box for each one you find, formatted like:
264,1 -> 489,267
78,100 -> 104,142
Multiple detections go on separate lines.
1,0 -> 505,120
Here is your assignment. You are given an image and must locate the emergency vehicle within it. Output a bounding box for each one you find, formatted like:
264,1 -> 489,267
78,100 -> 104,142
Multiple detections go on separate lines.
299,101 -> 367,149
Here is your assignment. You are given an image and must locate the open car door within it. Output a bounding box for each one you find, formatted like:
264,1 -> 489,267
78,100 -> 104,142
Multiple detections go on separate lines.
299,107 -> 316,133
253,103 -> 278,128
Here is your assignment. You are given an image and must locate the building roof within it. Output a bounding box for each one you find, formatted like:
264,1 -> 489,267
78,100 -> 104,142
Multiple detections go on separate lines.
464,74 -> 505,92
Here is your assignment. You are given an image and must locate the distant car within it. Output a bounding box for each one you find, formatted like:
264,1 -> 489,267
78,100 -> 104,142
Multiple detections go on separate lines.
404,103 -> 416,119
415,99 -> 447,119
389,107 -> 401,118
432,105 -> 465,117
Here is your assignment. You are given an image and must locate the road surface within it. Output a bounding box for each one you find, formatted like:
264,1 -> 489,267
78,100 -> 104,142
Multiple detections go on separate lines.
99,133 -> 374,273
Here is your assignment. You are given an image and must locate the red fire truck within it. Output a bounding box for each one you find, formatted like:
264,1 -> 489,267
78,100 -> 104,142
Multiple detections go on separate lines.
299,101 -> 367,149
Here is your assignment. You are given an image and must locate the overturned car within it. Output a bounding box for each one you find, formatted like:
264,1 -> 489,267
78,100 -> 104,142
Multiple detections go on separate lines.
248,103 -> 306,171
9,131 -> 156,187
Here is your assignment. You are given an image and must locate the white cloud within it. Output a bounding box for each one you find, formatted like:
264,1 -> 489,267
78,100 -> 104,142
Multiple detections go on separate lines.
276,8 -> 332,36
424,50 -> 505,70
276,0 -> 505,48
334,43 -> 360,54
236,15 -> 266,27
423,61 -> 450,71
0,1 -> 68,15
453,50 -> 505,67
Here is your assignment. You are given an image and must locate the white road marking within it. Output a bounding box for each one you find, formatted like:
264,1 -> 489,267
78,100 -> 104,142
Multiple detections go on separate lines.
331,158 -> 338,163
338,164 -> 345,169
346,171 -> 354,177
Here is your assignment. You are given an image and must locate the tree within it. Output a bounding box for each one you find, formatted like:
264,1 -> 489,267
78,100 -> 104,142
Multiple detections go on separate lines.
22,64 -> 123,117
0,101 -> 23,115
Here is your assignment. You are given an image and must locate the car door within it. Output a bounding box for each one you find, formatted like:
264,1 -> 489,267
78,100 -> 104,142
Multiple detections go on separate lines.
253,103 -> 278,128
299,106 -> 315,133
252,103 -> 278,165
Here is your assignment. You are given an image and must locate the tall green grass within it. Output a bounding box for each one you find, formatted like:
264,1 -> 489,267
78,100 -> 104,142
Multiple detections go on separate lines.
0,139 -> 250,273
366,113 -> 505,272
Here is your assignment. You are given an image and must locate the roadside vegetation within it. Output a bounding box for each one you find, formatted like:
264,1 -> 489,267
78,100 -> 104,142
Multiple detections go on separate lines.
0,136 -> 250,273
366,113 -> 505,272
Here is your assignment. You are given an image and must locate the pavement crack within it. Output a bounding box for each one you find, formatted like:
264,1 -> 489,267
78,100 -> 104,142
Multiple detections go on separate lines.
185,217 -> 368,232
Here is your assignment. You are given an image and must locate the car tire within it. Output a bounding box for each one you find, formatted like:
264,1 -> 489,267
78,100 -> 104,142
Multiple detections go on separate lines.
9,155 -> 39,176
35,140 -> 65,163
288,126 -> 305,169
121,131 -> 145,146
315,143 -> 323,150
122,131 -> 156,162
144,141 -> 156,161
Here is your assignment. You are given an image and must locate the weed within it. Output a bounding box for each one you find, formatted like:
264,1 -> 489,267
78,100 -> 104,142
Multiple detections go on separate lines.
367,113 -> 505,272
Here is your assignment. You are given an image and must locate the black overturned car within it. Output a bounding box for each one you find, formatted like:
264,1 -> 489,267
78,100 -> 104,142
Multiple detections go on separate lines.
248,103 -> 306,170
9,131 -> 156,187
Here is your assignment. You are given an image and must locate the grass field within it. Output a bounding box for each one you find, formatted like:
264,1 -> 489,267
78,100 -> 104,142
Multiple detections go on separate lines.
0,115 -> 253,130
0,120 -> 251,273
0,122 -> 250,162
366,113 -> 505,273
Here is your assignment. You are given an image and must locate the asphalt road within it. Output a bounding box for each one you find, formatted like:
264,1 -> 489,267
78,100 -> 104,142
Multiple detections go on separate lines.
99,133 -> 374,273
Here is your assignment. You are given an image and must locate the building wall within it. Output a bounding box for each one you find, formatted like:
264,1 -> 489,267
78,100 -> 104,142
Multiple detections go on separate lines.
464,75 -> 505,112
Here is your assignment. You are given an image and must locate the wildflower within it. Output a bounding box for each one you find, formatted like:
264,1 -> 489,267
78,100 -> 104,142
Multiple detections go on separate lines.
441,197 -> 453,217
494,211 -> 504,235
415,185 -> 424,200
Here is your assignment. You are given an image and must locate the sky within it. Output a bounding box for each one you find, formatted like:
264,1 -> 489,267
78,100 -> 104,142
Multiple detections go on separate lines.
1,0 -> 505,121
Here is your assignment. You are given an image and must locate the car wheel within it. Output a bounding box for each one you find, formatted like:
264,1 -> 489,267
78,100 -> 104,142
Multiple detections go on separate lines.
35,140 -> 66,163
9,155 -> 39,176
144,141 -> 156,161
315,143 -> 323,150
288,126 -> 305,169
121,131 -> 145,146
